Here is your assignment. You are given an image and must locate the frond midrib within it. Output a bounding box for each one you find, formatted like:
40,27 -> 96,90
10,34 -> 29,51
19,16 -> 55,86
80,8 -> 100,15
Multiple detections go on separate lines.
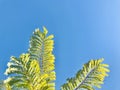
74,66 -> 97,90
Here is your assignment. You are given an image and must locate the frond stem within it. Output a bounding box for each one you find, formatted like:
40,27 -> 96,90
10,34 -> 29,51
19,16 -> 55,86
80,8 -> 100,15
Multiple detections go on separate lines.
74,66 -> 97,90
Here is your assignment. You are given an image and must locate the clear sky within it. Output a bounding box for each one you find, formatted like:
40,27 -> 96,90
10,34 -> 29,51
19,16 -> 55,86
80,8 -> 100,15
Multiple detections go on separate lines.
0,0 -> 120,90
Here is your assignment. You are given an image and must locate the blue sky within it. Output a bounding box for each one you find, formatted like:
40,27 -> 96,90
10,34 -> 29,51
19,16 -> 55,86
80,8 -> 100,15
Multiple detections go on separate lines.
0,0 -> 120,90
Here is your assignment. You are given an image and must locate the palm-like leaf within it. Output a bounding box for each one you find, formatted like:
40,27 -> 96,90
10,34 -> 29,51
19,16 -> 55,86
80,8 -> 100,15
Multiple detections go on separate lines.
2,27 -> 109,90
4,53 -> 51,90
4,28 -> 55,90
28,27 -> 55,89
61,59 -> 109,90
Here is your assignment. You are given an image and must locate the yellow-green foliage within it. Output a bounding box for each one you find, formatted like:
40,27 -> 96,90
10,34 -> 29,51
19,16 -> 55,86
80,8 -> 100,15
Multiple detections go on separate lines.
29,27 -> 56,89
4,54 -> 52,90
61,59 -> 109,90
1,27 -> 109,90
4,27 -> 55,90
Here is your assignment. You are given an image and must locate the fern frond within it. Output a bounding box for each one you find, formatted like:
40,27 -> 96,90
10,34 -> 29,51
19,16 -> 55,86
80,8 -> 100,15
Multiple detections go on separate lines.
4,53 -> 51,90
61,59 -> 109,90
28,27 -> 55,89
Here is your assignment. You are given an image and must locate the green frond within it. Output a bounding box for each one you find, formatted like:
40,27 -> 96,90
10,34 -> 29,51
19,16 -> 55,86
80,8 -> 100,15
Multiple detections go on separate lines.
2,27 -> 110,90
61,58 -> 110,90
4,53 -> 52,90
28,27 -> 55,89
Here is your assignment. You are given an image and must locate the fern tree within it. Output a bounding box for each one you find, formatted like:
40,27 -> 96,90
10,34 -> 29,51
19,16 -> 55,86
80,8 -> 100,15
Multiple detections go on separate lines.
2,27 -> 109,90
4,27 -> 55,90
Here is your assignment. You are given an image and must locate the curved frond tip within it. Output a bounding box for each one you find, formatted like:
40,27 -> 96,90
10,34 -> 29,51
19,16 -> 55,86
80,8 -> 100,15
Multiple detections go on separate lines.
4,27 -> 56,90
28,27 -> 56,89
61,59 -> 110,90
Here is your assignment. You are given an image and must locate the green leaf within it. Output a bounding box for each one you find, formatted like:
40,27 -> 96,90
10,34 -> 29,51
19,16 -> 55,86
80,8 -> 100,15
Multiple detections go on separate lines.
4,53 -> 51,90
28,28 -> 56,89
61,59 -> 110,90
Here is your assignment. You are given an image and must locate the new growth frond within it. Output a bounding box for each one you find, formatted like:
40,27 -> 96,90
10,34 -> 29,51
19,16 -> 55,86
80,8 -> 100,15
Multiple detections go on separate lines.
4,27 -> 56,90
61,59 -> 109,90
3,27 -> 109,90
28,27 -> 56,89
4,53 -> 52,90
